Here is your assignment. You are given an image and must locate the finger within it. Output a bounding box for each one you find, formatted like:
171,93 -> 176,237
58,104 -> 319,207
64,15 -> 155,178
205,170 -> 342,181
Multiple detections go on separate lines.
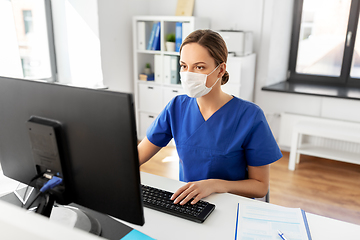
173,184 -> 197,204
180,191 -> 199,205
178,186 -> 199,205
173,188 -> 193,204
190,194 -> 203,205
170,184 -> 191,200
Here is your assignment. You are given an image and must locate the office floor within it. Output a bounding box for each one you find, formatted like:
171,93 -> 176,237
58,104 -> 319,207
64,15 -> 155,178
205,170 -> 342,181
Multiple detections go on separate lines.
140,148 -> 360,226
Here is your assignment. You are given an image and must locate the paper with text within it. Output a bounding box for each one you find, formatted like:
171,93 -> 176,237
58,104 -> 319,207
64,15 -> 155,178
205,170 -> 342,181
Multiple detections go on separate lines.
235,203 -> 311,240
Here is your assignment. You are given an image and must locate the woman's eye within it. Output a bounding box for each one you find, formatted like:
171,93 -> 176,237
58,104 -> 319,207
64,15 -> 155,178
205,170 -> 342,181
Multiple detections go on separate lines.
180,65 -> 187,69
196,66 -> 204,70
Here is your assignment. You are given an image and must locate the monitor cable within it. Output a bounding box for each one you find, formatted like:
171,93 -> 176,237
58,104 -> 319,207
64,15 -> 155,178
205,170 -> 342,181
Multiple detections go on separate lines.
26,176 -> 63,211
21,172 -> 44,208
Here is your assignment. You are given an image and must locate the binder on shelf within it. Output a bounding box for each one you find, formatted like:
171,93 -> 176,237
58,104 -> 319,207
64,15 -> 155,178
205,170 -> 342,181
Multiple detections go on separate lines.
137,21 -> 146,50
175,22 -> 182,52
163,55 -> 171,84
147,23 -> 158,50
147,73 -> 154,81
170,56 -> 180,84
182,22 -> 192,42
151,22 -> 161,51
154,54 -> 162,83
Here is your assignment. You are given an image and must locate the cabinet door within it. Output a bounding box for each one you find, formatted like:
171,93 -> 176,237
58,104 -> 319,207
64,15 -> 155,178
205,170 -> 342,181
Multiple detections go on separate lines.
221,83 -> 241,98
226,57 -> 242,84
163,86 -> 184,106
138,83 -> 163,113
139,112 -> 158,139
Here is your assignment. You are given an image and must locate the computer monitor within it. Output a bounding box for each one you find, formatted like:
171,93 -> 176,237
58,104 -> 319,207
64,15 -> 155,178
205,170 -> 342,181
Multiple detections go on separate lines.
0,77 -> 144,229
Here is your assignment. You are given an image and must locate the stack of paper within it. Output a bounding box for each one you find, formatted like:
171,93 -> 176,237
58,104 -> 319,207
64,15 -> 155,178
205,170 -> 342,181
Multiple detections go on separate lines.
235,203 -> 312,240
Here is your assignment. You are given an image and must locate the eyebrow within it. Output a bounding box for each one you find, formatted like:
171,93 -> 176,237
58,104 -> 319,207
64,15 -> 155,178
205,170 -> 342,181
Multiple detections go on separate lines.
180,61 -> 207,65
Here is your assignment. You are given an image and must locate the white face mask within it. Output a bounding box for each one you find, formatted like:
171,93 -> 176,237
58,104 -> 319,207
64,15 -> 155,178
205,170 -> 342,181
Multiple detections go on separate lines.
180,65 -> 220,98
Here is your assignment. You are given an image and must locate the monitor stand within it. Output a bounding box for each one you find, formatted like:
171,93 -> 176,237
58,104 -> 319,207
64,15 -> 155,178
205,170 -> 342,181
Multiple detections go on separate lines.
50,205 -> 102,236
1,191 -> 134,240
26,192 -> 102,236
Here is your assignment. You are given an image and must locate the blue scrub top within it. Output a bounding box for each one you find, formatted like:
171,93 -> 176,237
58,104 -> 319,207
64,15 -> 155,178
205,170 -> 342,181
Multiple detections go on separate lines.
147,95 -> 282,182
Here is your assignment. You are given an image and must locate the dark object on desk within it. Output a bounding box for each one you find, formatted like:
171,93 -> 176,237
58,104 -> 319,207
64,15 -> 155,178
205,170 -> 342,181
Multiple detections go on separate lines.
142,184 -> 215,223
0,76 -> 145,232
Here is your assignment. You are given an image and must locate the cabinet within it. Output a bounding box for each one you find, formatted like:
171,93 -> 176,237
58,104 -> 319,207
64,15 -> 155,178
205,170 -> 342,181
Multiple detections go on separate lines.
133,16 -> 210,139
221,54 -> 256,102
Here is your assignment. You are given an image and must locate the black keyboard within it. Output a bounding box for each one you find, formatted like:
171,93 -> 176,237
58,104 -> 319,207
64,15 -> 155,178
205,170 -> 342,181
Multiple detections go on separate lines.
141,184 -> 215,223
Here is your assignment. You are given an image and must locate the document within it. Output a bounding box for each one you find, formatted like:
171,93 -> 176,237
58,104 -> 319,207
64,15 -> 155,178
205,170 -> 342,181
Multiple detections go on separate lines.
154,54 -> 162,83
170,55 -> 180,84
137,21 -> 146,51
163,55 -> 171,84
235,203 -> 312,240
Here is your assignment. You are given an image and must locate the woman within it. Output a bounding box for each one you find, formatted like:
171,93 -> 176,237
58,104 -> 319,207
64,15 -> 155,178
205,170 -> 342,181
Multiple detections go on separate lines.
138,29 -> 282,205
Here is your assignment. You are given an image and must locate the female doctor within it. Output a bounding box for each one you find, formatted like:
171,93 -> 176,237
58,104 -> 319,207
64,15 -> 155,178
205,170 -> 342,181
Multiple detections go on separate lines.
138,29 -> 282,205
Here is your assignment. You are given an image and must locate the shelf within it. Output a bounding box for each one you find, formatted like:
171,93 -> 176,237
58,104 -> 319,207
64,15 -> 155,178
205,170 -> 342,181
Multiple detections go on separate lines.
137,80 -> 161,85
298,144 -> 360,165
163,51 -> 180,56
133,15 -> 196,22
137,80 -> 182,88
137,50 -> 180,56
137,50 -> 161,54
133,15 -> 210,139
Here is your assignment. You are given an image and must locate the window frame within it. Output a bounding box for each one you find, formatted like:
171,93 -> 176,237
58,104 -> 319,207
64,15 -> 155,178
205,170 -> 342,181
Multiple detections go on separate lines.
43,0 -> 57,83
288,0 -> 360,88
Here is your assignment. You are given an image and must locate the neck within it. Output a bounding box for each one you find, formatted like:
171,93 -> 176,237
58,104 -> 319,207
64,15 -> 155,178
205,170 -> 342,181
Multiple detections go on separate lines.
196,87 -> 233,120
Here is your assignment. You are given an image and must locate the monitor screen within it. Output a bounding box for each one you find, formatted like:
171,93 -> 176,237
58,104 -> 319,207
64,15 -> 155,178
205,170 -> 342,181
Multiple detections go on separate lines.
0,77 -> 144,226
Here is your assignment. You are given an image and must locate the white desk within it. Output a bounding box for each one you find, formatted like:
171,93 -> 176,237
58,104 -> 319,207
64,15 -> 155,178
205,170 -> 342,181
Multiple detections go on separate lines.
118,172 -> 360,240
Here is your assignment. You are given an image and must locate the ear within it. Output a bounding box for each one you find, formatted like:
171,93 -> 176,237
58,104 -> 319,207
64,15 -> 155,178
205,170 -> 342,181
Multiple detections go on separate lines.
217,62 -> 226,78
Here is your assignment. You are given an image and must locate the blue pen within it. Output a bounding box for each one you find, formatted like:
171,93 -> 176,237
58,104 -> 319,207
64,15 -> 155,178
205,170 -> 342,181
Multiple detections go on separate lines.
278,230 -> 288,240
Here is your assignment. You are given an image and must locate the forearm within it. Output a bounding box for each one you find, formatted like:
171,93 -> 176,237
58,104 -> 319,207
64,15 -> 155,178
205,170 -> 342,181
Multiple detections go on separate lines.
212,178 -> 269,199
171,176 -> 269,205
172,164 -> 271,204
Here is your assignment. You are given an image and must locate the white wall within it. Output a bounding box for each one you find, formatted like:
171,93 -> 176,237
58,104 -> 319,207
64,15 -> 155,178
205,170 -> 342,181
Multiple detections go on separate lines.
147,0 -> 264,57
51,0 -> 103,87
97,0 -> 149,92
256,0 -> 295,139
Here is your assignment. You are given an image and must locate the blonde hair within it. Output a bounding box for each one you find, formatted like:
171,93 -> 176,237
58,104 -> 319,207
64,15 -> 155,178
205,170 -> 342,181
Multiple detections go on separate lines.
180,29 -> 229,85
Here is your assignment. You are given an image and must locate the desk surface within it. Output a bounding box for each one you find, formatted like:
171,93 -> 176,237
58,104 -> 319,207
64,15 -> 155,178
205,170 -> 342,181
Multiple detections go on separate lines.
118,172 -> 360,240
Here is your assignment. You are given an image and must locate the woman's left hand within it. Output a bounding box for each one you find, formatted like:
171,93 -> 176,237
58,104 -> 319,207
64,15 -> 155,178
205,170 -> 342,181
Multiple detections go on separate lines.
170,179 -> 219,205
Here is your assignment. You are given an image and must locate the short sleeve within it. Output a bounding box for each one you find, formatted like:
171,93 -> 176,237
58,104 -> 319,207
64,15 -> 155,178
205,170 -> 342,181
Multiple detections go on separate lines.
244,109 -> 283,166
146,100 -> 174,147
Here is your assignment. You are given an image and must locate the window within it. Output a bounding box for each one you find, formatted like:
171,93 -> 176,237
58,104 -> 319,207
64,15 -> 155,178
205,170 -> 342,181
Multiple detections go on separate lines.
23,10 -> 33,34
0,0 -> 56,82
289,0 -> 360,87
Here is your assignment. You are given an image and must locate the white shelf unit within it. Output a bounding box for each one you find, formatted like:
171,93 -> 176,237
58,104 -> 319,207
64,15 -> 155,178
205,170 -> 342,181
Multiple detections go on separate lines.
288,118 -> 360,170
132,16 -> 210,139
297,144 -> 360,165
